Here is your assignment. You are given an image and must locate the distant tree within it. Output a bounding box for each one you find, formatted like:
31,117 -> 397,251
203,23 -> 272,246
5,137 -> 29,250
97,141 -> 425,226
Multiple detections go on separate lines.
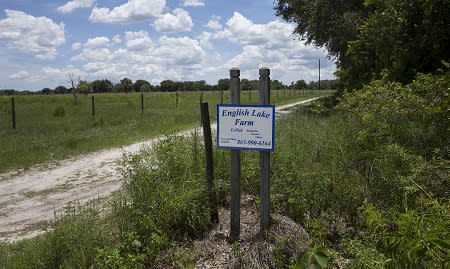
134,79 -> 152,92
0,89 -> 18,95
241,79 -> 251,91
77,80 -> 92,95
249,80 -> 258,91
118,78 -> 133,93
271,79 -> 284,91
217,79 -> 230,92
92,79 -> 113,93
68,73 -> 79,102
294,80 -> 307,90
41,88 -> 53,95
193,80 -> 208,91
160,80 -> 177,92
54,85 -> 68,94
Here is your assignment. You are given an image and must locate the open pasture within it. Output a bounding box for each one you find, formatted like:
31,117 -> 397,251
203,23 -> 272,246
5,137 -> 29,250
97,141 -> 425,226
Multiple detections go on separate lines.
0,90 -> 330,173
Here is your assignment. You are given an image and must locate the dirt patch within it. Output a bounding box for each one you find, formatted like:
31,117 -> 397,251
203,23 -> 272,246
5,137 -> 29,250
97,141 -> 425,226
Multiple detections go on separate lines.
193,195 -> 310,268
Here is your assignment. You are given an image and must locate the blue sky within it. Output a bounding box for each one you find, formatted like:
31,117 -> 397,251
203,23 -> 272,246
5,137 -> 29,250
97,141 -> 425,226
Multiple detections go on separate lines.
0,0 -> 336,91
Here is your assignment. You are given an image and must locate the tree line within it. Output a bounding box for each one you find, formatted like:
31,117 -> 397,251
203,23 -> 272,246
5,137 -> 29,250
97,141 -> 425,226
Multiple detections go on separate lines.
0,77 -> 339,95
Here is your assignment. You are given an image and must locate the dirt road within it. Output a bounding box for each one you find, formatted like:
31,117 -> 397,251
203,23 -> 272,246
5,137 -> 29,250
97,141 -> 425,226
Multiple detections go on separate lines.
0,98 -> 320,242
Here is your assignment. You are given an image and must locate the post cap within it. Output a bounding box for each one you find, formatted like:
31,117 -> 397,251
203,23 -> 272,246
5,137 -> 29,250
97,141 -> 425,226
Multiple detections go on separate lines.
230,68 -> 240,77
259,67 -> 270,76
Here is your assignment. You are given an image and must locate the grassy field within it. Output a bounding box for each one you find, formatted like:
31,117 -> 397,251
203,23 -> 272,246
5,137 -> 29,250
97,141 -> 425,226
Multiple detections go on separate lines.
0,90 -> 330,173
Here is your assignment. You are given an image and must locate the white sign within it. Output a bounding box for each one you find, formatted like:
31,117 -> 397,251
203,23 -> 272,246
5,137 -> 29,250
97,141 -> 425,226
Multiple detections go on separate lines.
217,104 -> 275,151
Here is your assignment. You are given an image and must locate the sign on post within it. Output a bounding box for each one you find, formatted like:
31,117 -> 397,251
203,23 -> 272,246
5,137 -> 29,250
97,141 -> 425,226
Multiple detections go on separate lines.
217,104 -> 275,152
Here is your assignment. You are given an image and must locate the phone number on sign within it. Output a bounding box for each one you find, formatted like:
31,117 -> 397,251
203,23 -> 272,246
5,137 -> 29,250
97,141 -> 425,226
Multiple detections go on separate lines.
236,140 -> 271,147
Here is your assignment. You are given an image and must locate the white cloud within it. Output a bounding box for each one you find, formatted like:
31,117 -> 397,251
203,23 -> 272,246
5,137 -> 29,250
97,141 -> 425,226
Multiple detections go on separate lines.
181,0 -> 205,7
209,12 -> 335,82
215,12 -> 275,46
206,16 -> 222,30
89,0 -> 166,24
57,0 -> 96,14
9,71 -> 30,80
72,42 -> 82,50
153,8 -> 193,32
0,10 -> 65,60
125,31 -> 153,51
70,32 -> 206,83
72,47 -> 111,62
153,36 -> 204,65
84,36 -> 110,48
113,35 -> 122,44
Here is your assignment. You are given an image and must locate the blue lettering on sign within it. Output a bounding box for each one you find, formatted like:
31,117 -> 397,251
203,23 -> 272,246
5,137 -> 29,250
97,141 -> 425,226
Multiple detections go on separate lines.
234,119 -> 254,126
222,108 -> 250,117
251,110 -> 270,118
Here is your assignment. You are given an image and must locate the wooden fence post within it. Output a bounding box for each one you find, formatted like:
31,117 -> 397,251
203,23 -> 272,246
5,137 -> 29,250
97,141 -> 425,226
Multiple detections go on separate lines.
230,68 -> 241,241
141,93 -> 144,114
91,95 -> 95,118
200,102 -> 219,223
11,97 -> 16,130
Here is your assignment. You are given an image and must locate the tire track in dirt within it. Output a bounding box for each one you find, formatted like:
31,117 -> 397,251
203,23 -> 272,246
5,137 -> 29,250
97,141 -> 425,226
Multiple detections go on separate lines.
0,98 -> 321,242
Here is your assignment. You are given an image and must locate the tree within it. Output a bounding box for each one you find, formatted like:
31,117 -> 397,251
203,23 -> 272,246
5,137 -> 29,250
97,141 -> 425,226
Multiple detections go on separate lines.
77,80 -> 92,95
217,79 -> 230,92
193,80 -> 208,92
68,72 -> 79,102
275,0 -> 366,60
92,79 -> 113,93
275,0 -> 450,89
119,78 -> 133,93
55,85 -> 68,94
160,80 -> 177,92
346,0 -> 450,85
293,80 -> 306,90
134,79 -> 152,92
241,79 -> 251,91
41,88 -> 53,95
271,80 -> 284,92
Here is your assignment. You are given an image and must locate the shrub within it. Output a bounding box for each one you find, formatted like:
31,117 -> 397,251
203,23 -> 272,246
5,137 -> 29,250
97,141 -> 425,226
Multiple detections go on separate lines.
112,133 -> 213,266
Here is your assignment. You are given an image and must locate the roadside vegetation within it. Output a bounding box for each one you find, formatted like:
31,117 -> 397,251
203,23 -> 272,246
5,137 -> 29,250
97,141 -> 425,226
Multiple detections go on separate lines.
0,71 -> 448,268
0,90 -> 328,174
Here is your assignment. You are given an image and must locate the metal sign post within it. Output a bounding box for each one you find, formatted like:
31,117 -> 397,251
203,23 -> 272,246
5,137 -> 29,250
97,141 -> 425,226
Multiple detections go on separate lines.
229,68 -> 241,241
259,67 -> 271,234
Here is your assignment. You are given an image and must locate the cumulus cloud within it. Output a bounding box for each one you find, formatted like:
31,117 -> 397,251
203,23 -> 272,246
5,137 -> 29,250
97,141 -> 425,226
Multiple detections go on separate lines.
153,36 -> 204,65
57,0 -> 96,14
215,12 -> 282,46
113,35 -> 122,44
153,8 -> 193,33
206,16 -> 222,30
70,31 -> 206,83
84,36 -> 110,48
89,0 -> 165,24
0,10 -> 65,60
125,31 -> 153,51
181,0 -> 205,7
9,71 -> 30,80
209,12 -> 335,82
72,42 -> 82,50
